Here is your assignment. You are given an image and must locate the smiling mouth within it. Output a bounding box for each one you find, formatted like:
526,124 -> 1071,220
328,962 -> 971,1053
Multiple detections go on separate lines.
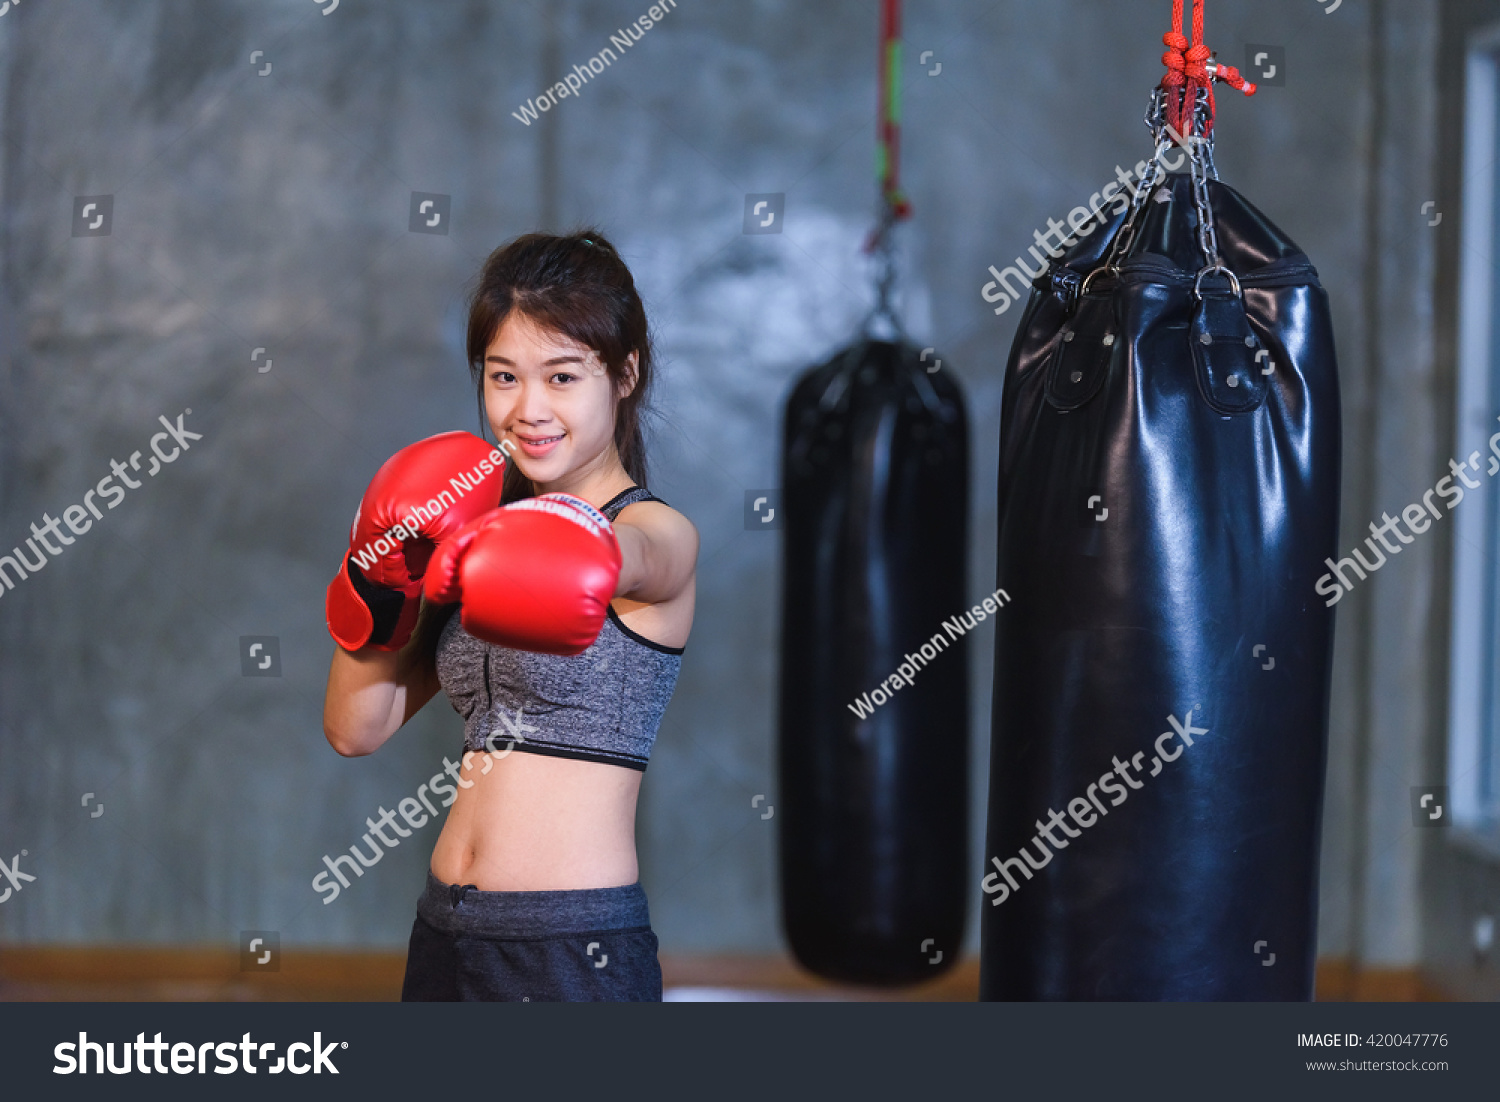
516,433 -> 564,446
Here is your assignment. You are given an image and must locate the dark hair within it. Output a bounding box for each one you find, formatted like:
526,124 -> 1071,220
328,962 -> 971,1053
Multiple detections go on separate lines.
464,228 -> 653,503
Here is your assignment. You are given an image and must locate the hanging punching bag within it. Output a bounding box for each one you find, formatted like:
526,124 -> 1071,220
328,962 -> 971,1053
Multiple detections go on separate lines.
779,339 -> 970,984
776,0 -> 972,986
979,6 -> 1341,1000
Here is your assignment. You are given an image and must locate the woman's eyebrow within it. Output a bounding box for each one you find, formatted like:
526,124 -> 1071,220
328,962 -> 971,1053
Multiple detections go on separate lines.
484,354 -> 587,366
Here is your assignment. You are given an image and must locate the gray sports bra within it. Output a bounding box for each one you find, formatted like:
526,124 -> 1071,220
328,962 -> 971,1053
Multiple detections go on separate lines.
434,487 -> 684,771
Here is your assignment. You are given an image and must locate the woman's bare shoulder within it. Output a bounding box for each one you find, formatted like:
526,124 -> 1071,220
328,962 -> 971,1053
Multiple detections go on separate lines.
615,497 -> 699,557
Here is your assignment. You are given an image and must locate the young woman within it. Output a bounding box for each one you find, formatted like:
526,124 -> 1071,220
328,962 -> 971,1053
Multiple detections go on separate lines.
321,230 -> 698,1001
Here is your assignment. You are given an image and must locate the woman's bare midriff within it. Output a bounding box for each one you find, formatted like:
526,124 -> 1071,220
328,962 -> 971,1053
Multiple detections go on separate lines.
428,580 -> 691,892
429,751 -> 644,890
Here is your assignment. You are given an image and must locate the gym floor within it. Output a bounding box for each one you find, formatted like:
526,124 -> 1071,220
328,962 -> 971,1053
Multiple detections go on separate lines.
0,949 -> 1449,1002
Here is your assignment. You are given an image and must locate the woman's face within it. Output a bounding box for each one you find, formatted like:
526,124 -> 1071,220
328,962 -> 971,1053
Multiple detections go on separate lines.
482,310 -> 635,487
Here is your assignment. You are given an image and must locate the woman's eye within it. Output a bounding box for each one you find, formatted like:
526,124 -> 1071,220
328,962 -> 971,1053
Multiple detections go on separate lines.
551,372 -> 576,384
490,371 -> 515,384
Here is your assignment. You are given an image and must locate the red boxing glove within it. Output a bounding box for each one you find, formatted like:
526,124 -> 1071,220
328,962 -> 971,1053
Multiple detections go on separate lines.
425,493 -> 622,657
326,431 -> 507,651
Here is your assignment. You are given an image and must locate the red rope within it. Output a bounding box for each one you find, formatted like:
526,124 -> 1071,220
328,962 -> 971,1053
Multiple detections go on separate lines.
1160,0 -> 1255,139
877,0 -> 910,220
863,0 -> 909,253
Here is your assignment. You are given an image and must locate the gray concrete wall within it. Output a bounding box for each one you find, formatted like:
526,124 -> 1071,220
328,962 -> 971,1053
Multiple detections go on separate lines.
0,0 -> 1485,980
1332,0 -> 1442,972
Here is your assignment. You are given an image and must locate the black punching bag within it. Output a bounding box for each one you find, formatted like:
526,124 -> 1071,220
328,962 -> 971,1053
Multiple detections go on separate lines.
979,158 -> 1342,999
779,339 -> 969,984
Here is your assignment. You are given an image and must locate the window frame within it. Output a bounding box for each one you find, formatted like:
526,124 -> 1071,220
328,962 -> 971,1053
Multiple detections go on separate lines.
1447,24 -> 1500,831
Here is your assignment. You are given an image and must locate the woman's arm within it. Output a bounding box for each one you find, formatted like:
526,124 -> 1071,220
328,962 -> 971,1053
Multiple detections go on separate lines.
611,501 -> 699,603
322,604 -> 445,757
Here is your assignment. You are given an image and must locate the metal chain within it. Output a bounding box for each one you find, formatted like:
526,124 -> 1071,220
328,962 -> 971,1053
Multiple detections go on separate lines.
1199,112 -> 1220,181
1086,89 -> 1172,289
1184,88 -> 1219,272
1096,142 -> 1167,278
1083,79 -> 1233,297
865,198 -> 904,338
1188,137 -> 1218,270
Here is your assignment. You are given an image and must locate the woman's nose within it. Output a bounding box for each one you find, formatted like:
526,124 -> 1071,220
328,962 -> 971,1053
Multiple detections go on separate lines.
511,382 -> 553,425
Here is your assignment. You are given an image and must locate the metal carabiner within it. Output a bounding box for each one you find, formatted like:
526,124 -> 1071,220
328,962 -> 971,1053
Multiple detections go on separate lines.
1193,262 -> 1242,299
1080,265 -> 1114,297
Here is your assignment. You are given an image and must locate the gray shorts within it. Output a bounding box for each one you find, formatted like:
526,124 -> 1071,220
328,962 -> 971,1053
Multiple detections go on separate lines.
400,870 -> 662,1002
